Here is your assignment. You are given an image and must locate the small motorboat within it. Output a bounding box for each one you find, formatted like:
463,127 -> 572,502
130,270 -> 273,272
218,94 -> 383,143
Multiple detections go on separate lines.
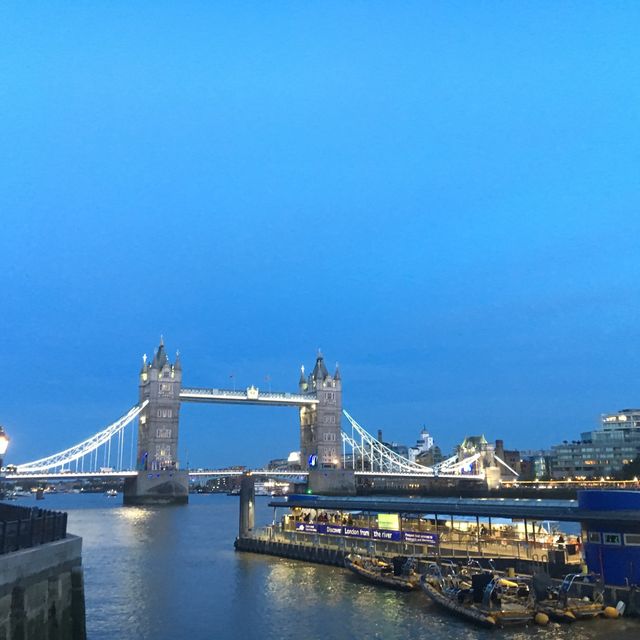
105,489 -> 118,497
533,572 -> 606,622
420,563 -> 537,628
345,554 -> 420,591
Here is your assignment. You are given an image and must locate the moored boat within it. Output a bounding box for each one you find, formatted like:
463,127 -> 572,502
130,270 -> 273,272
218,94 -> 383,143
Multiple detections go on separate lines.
532,572 -> 605,622
344,554 -> 419,591
420,563 -> 537,628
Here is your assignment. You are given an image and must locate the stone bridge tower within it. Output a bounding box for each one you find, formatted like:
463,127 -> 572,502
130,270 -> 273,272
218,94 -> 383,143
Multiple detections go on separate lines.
124,339 -> 189,505
299,352 -> 342,469
137,339 -> 182,471
299,352 -> 355,494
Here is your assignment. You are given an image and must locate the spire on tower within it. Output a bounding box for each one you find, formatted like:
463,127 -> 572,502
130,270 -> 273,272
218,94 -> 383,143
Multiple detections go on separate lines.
311,350 -> 329,381
152,338 -> 168,369
334,362 -> 341,381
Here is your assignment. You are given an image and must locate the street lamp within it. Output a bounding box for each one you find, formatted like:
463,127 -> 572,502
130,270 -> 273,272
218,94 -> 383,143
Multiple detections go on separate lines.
0,426 -> 9,469
0,426 -> 9,499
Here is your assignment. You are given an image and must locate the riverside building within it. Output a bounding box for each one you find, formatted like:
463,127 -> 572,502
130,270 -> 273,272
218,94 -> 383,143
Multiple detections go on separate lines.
550,409 -> 640,479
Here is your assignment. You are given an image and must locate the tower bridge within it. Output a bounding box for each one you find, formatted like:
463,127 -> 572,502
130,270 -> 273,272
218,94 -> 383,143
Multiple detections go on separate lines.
11,339 -> 497,504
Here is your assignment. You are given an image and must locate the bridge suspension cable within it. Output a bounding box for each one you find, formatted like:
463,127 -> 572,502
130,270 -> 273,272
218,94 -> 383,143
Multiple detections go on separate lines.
341,410 -> 486,478
341,410 -> 434,474
16,401 -> 148,474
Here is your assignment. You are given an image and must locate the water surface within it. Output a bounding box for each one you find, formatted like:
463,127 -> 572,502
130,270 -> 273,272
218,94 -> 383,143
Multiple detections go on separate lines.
27,493 -> 639,640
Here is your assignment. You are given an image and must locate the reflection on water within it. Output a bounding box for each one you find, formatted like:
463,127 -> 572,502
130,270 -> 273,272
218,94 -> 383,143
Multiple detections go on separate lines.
28,494 -> 640,640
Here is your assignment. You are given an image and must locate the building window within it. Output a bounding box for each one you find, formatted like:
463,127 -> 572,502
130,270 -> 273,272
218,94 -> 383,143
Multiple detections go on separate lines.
325,392 -> 335,402
624,534 -> 640,546
155,445 -> 170,458
157,408 -> 173,418
321,448 -> 337,462
159,382 -> 173,396
322,433 -> 337,442
156,428 -> 172,438
603,532 -> 621,545
587,531 -> 601,544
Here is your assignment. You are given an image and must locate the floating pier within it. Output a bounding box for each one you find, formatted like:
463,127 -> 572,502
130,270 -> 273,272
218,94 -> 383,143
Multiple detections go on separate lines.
235,481 -> 640,615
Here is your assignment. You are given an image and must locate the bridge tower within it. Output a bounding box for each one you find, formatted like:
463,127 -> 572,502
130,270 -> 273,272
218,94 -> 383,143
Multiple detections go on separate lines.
123,339 -> 189,505
299,352 -> 355,494
299,352 -> 342,469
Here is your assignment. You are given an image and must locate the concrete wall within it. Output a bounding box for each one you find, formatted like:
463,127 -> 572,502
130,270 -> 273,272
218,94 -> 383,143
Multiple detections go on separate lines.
0,535 -> 85,640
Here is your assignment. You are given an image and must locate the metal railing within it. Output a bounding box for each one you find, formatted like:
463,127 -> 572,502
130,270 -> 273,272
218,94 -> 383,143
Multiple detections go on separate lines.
0,504 -> 67,555
274,516 -> 581,564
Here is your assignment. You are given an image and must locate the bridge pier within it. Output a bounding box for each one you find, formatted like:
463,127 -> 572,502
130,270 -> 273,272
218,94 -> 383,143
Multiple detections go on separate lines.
308,469 -> 356,496
123,470 -> 189,506
239,473 -> 255,536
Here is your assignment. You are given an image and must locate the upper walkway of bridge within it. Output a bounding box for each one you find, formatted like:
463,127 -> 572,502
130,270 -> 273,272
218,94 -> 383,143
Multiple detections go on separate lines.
179,386 -> 318,406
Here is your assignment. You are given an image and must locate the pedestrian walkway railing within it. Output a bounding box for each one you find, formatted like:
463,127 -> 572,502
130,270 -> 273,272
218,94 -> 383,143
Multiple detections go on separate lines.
268,518 -> 581,565
0,503 -> 67,554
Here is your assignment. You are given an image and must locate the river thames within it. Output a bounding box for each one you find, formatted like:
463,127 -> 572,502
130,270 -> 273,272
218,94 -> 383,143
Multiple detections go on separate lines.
27,493 -> 640,640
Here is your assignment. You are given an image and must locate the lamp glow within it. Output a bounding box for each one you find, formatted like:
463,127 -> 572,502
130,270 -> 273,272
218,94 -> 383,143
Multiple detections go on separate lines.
0,428 -> 9,456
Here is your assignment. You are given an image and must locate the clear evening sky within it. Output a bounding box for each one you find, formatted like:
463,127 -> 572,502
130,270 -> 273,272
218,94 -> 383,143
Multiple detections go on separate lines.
1,2 -> 639,468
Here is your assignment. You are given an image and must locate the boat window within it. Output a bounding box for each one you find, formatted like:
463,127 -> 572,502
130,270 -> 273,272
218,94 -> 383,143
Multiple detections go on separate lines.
587,531 -> 601,543
624,533 -> 640,546
603,532 -> 621,545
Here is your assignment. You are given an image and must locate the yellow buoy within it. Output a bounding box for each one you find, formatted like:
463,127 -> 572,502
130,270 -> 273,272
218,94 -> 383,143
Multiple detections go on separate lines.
535,612 -> 549,626
498,578 -> 519,588
603,606 -> 619,619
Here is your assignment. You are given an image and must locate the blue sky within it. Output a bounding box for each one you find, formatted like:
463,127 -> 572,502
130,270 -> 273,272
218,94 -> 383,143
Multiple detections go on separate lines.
1,2 -> 639,468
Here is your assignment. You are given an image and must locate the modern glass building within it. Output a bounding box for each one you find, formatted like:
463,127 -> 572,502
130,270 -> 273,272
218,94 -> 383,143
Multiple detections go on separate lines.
551,409 -> 640,479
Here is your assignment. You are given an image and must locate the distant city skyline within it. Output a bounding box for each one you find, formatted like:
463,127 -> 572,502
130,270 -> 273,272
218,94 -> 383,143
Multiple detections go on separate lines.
2,3 -> 640,468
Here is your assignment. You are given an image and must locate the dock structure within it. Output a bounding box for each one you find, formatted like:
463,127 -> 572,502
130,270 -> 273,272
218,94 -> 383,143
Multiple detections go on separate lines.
235,486 -> 640,613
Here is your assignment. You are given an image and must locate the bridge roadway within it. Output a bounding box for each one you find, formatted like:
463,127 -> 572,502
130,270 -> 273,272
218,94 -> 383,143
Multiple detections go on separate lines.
3,469 -> 484,481
179,387 -> 318,406
3,469 -> 309,481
